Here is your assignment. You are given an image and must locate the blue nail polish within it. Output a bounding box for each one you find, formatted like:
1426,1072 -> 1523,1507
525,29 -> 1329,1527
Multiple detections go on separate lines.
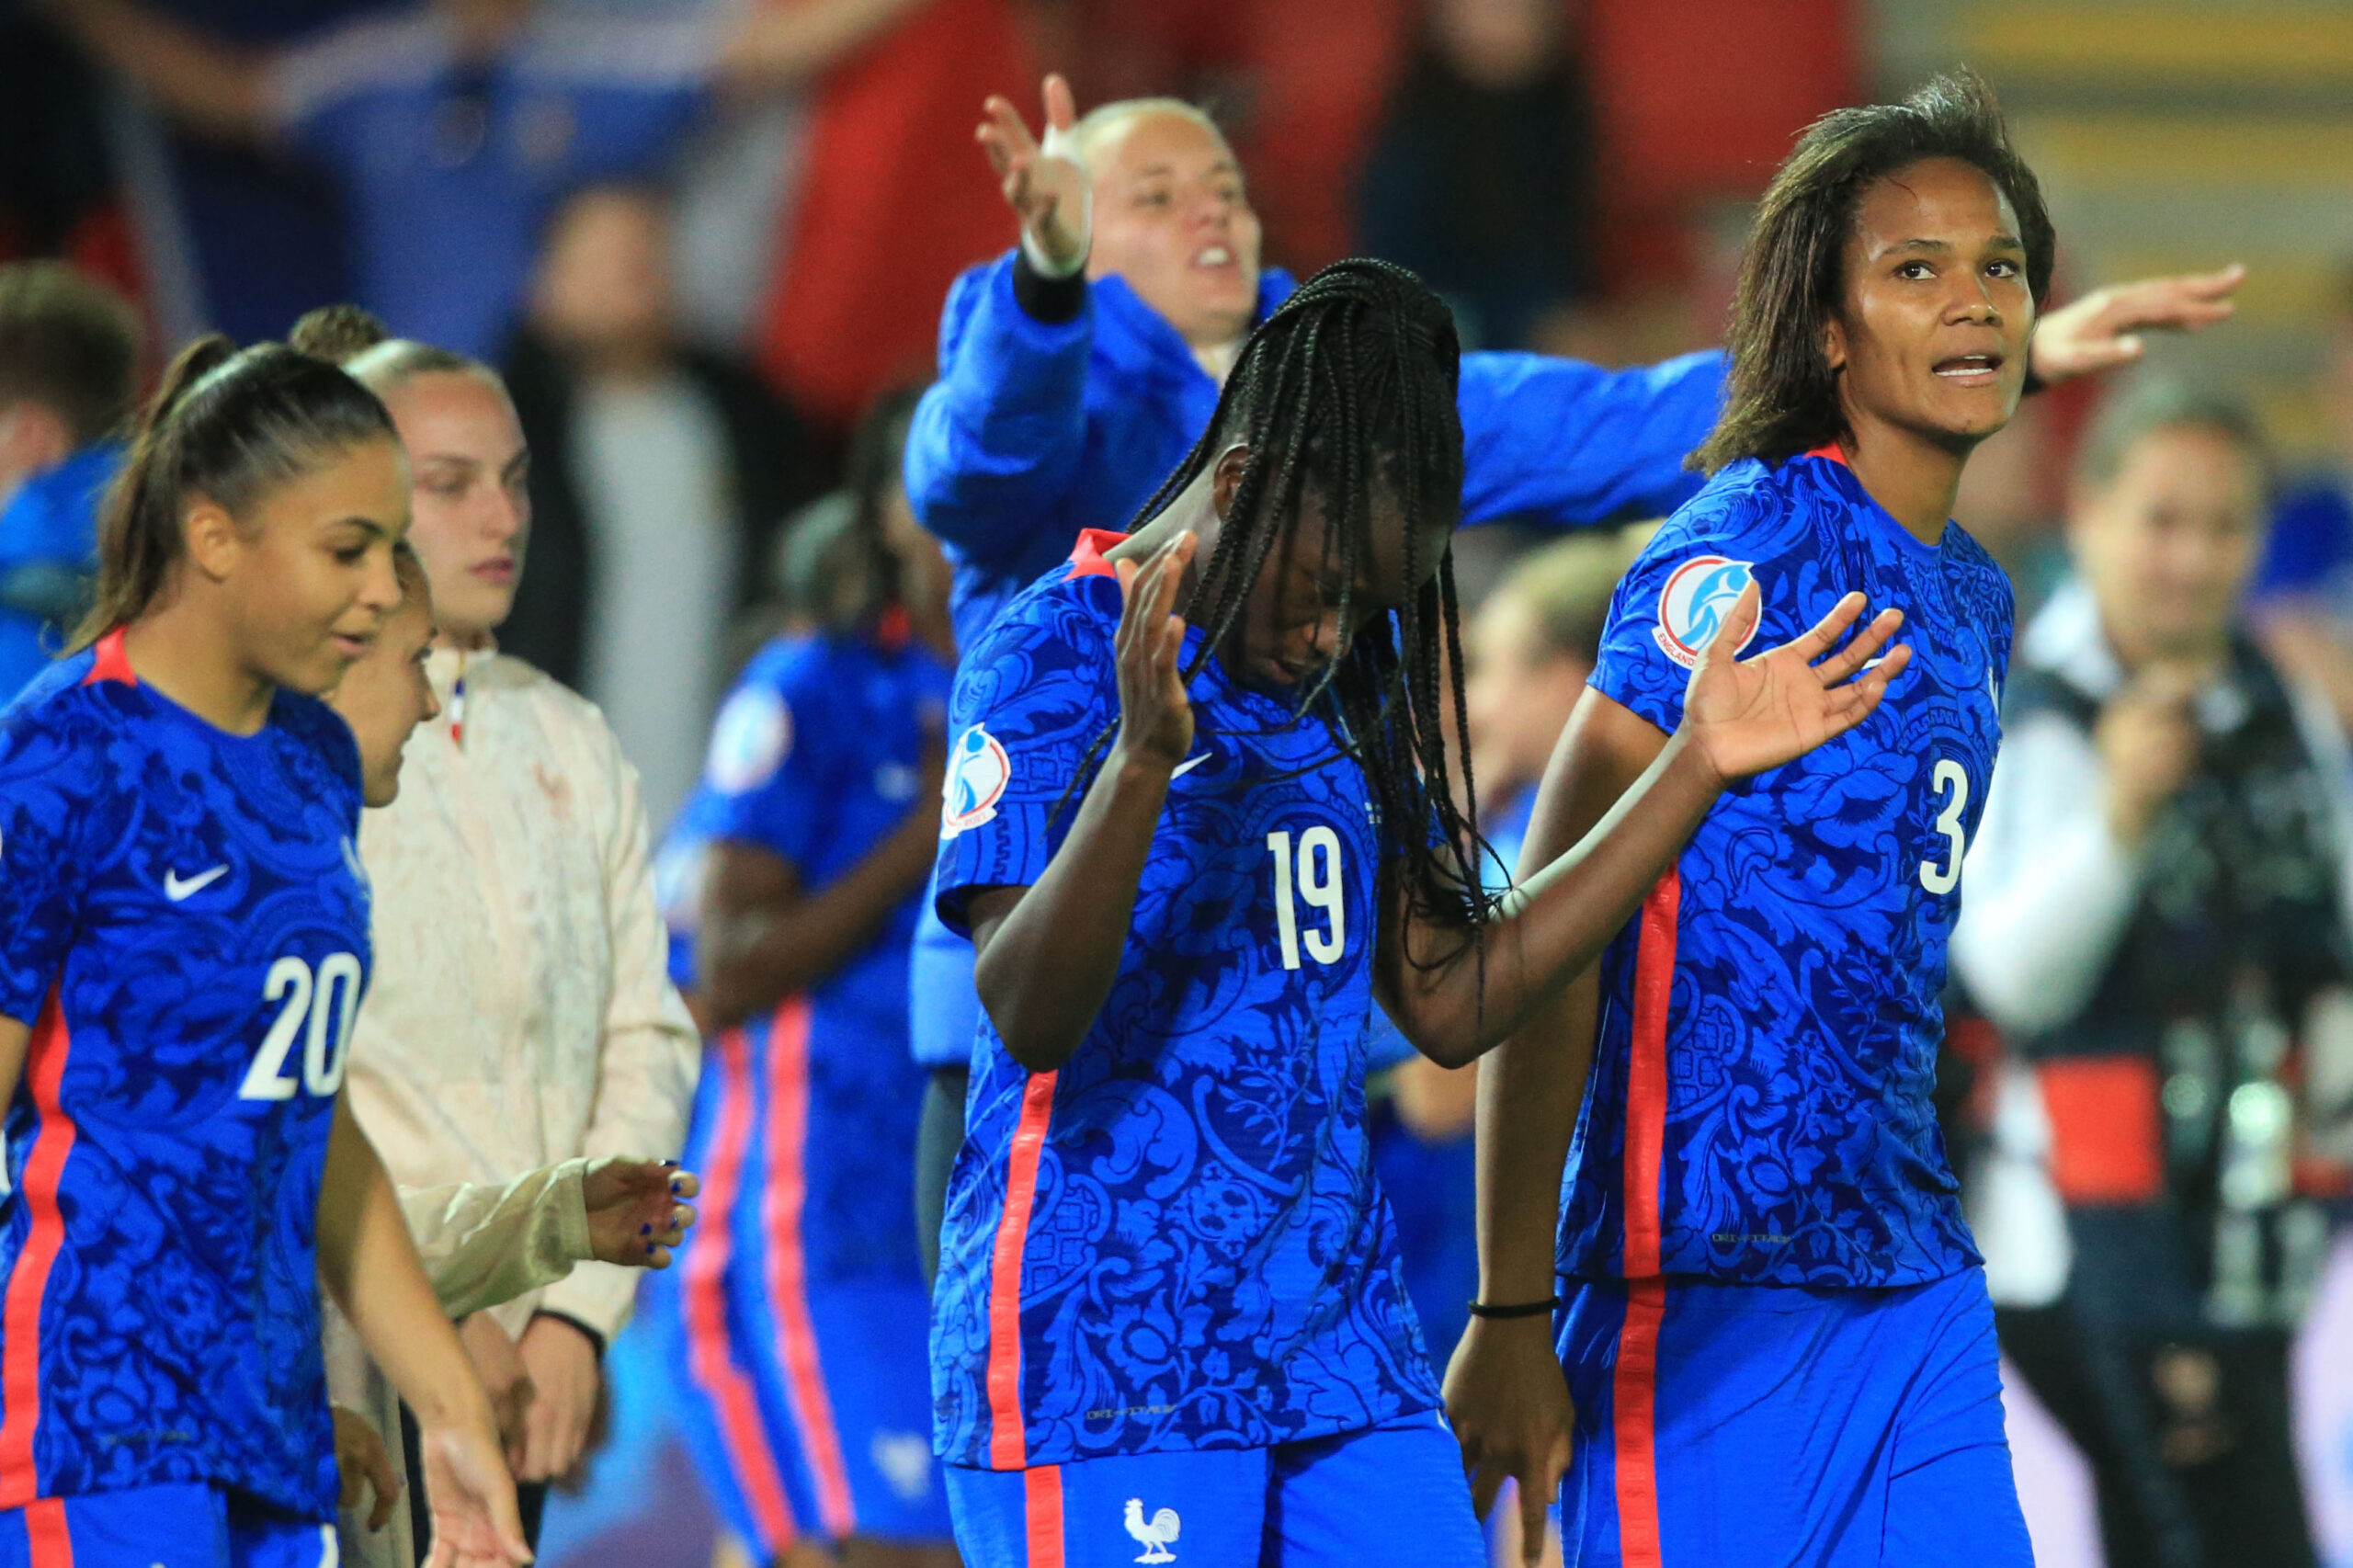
644,1242 -> 655,1256
640,1223 -> 651,1235
669,1178 -> 683,1195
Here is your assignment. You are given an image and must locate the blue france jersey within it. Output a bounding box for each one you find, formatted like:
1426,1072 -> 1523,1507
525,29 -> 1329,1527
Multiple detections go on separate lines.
1562,449 -> 2009,1289
664,629 -> 951,1278
930,532 -> 1430,1471
0,632 -> 369,1517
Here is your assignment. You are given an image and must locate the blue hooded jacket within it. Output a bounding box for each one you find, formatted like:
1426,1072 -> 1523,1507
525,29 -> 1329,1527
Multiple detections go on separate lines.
904,249 -> 1728,649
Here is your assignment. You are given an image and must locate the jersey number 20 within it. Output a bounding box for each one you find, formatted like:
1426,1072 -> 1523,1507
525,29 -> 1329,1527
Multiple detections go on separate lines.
1920,758 -> 1970,895
1267,827 -> 1346,970
239,952 -> 363,1100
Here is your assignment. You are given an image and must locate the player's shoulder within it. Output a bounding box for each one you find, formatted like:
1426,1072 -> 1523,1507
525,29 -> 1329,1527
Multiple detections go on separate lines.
1645,454 -> 1835,564
702,631 -> 836,796
0,648 -> 114,787
959,553 -> 1121,681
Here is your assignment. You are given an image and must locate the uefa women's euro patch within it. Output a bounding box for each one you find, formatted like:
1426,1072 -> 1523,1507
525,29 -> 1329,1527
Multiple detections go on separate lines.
707,685 -> 791,794
941,723 -> 1011,837
1654,555 -> 1757,669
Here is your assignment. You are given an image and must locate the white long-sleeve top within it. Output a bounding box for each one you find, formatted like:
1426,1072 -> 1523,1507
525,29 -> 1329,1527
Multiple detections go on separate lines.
1951,581 -> 2353,1306
347,645 -> 699,1341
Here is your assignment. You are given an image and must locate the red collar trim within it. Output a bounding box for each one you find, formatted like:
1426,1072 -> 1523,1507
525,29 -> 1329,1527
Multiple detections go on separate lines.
83,627 -> 136,687
1802,443 -> 1849,467
1068,528 -> 1130,579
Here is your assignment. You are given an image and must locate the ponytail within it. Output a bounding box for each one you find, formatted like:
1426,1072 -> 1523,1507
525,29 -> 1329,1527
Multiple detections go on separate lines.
75,337 -> 398,647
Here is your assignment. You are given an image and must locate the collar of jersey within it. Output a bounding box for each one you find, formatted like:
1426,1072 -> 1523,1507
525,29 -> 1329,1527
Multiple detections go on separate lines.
1068,529 -> 1129,578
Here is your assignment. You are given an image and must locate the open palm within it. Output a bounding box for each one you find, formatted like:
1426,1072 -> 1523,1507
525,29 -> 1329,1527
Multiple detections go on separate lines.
1683,582 -> 1910,783
417,1420 -> 532,1568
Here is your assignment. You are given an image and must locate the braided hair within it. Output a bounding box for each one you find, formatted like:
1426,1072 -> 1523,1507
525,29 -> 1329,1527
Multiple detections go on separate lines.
1128,257 -> 1487,943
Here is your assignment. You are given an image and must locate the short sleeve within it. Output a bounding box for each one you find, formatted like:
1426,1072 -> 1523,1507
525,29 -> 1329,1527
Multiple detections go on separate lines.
541,19 -> 722,182
265,15 -> 417,166
1588,495 -> 1821,736
703,665 -> 827,873
933,578 -> 1120,933
0,716 -> 93,1026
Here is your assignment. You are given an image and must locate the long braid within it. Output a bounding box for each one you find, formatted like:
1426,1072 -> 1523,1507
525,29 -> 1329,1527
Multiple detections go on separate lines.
1054,260 -> 1488,953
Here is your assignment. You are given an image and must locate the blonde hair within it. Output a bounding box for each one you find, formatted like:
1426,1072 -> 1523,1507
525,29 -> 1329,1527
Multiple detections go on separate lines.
1491,531 -> 1649,665
1068,97 -> 1232,176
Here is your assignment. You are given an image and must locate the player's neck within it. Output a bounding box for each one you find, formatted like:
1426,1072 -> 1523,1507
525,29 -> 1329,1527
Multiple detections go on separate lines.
1837,416 -> 1970,546
120,601 -> 277,737
1108,467 -> 1221,616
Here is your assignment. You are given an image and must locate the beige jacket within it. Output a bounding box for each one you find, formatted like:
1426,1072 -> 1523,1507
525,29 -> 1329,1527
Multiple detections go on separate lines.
346,645 -> 699,1343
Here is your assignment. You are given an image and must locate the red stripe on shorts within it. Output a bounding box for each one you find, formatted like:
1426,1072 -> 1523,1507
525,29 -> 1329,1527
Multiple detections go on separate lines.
1023,1464 -> 1066,1567
761,997 -> 858,1537
680,1029 -> 800,1554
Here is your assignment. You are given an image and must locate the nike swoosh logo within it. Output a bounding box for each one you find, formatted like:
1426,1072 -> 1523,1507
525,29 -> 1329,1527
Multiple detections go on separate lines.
164,865 -> 229,902
1170,753 -> 1210,779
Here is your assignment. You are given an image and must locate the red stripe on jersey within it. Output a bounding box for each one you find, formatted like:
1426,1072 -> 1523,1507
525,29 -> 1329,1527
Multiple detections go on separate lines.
0,989 -> 78,1507
1066,530 -> 1130,579
1023,1464 -> 1066,1567
760,998 -> 858,1538
986,1071 -> 1059,1469
1611,1279 -> 1666,1568
1623,871 -> 1678,1277
22,1497 -> 70,1563
82,629 -> 134,687
679,1030 -> 800,1555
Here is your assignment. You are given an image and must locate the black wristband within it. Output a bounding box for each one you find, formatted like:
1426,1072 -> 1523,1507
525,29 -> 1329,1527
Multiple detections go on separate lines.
531,1309 -> 608,1361
1464,1296 -> 1560,1320
1011,247 -> 1087,325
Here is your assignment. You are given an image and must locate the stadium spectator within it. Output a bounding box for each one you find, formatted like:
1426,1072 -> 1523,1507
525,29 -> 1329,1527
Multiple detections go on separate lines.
0,261 -> 138,700
55,0 -> 933,359
1358,0 -> 1600,351
502,183 -> 817,828
335,336 -> 699,1557
2255,263 -> 2353,728
1953,381 -> 2353,1568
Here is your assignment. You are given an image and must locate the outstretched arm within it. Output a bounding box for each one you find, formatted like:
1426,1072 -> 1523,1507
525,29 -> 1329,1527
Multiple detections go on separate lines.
49,0 -> 273,141
714,0 -> 931,92
1375,585 -> 1908,1065
904,76 -> 1098,563
2029,264 -> 2245,383
317,1098 -> 530,1568
967,533 -> 1198,1071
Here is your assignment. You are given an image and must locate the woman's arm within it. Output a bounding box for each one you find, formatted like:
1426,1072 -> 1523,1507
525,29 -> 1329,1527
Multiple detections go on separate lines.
699,731 -> 947,1032
401,1157 -> 699,1322
1376,585 -> 1907,1066
47,0 -> 274,141
968,534 -> 1197,1072
1444,688 -> 1665,1559
316,1097 -> 530,1568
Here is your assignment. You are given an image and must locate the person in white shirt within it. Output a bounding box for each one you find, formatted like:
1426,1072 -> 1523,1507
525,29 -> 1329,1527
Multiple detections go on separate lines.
1952,379 -> 2353,1568
337,335 -> 699,1553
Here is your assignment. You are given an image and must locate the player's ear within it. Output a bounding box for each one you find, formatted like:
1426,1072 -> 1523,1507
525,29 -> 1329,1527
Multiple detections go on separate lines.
182,498 -> 244,583
1822,308 -> 1849,376
1210,441 -> 1252,522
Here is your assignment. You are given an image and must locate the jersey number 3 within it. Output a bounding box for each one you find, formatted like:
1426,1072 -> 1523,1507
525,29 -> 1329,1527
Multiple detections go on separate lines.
1267,827 -> 1346,970
239,952 -> 363,1100
1919,758 -> 1970,895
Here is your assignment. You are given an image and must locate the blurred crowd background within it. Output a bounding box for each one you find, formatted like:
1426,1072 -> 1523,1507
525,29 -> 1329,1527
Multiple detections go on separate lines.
6,1 -> 2353,1566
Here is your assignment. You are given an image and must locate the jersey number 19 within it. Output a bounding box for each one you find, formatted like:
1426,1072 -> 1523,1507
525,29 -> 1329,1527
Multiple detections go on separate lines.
1267,827 -> 1346,970
238,952 -> 363,1100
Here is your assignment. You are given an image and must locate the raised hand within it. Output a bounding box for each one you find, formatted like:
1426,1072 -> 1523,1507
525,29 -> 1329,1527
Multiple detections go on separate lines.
976,74 -> 1088,273
1681,583 -> 1909,784
582,1158 -> 699,1269
2030,263 -> 2245,382
1111,532 -> 1198,769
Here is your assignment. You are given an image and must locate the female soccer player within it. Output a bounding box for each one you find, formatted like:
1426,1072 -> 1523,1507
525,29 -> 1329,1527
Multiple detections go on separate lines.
331,336 -> 698,1551
1449,72 -> 2060,1568
0,338 -> 527,1566
929,258 -> 1908,1568
654,391 -> 957,1568
902,72 -> 2244,1271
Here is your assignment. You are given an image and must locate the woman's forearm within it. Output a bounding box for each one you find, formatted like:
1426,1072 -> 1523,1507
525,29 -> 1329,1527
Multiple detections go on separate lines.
972,745 -> 1171,1071
317,1099 -> 494,1429
1388,728 -> 1717,1065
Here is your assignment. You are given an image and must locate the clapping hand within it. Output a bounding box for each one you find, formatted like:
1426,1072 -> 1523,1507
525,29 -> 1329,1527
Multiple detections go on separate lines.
977,74 -> 1088,274
1111,533 -> 1199,771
